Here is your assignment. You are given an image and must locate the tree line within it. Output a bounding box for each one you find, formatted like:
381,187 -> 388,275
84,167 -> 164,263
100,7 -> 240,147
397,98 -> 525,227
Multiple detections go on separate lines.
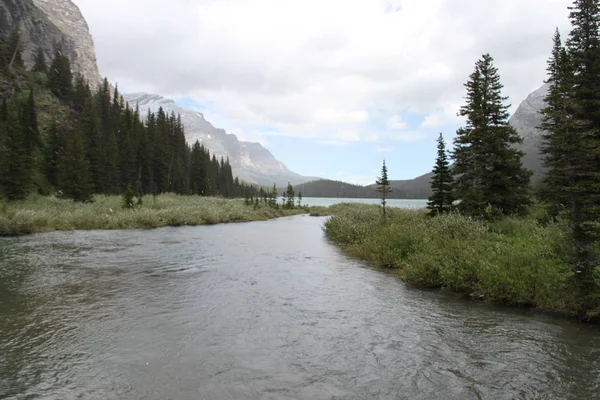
413,0 -> 600,318
0,29 -> 262,202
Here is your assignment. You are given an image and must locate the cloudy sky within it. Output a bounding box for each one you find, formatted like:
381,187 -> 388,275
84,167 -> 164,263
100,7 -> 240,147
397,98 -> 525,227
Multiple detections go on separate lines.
74,0 -> 571,184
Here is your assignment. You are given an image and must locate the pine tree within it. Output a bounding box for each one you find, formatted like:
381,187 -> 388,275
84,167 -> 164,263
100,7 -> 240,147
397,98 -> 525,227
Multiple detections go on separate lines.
32,47 -> 47,73
376,160 -> 392,218
270,183 -> 278,207
43,121 -> 63,188
541,1 -> 600,316
564,0 -> 600,226
105,130 -> 120,194
427,133 -> 454,216
285,182 -> 295,209
0,101 -> 30,200
297,191 -> 303,208
1,26 -> 24,71
539,29 -> 577,211
57,130 -> 93,202
22,90 -> 39,155
47,49 -> 73,101
452,54 -> 531,218
190,141 -> 207,195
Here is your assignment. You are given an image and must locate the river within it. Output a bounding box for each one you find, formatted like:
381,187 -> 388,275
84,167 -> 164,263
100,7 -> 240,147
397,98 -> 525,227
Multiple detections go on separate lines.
1,216 -> 599,399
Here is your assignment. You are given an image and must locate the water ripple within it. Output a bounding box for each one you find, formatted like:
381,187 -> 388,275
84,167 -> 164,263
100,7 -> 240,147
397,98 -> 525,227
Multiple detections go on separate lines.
1,216 -> 599,400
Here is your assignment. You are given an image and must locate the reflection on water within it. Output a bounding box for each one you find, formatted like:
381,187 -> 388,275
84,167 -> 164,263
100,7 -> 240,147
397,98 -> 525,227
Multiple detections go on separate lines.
1,216 -> 599,399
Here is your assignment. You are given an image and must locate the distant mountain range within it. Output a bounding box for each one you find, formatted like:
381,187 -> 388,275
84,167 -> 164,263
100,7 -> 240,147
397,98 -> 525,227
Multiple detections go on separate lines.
123,93 -> 317,187
292,175 -> 433,199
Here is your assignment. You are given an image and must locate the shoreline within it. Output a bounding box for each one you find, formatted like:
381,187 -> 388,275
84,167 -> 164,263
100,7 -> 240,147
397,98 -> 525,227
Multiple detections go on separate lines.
323,203 -> 600,322
0,194 -> 331,237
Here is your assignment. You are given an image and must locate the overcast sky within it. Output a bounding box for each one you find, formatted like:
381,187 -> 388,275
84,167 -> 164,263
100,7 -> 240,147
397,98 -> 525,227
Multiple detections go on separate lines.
74,0 -> 572,184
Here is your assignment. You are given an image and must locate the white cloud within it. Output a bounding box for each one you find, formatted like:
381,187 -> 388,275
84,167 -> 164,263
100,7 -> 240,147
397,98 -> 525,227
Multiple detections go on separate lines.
74,0 -> 572,144
228,128 -> 270,147
387,115 -> 408,130
376,147 -> 394,153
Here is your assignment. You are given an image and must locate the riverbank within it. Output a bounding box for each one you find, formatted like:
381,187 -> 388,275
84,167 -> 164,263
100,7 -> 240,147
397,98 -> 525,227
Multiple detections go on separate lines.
323,203 -> 599,319
0,194 -> 325,235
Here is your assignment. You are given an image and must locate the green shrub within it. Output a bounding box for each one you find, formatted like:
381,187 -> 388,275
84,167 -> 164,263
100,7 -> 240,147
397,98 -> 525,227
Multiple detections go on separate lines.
324,204 -> 578,314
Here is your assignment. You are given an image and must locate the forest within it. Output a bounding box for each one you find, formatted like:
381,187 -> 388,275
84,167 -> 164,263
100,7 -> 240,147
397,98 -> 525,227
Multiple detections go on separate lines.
0,29 -> 262,203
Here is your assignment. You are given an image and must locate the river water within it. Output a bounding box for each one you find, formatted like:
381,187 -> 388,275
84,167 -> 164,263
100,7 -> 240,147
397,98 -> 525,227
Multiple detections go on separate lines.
1,216 -> 599,400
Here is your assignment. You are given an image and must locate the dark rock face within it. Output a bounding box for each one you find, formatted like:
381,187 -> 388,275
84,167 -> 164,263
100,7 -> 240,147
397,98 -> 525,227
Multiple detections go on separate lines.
0,0 -> 102,88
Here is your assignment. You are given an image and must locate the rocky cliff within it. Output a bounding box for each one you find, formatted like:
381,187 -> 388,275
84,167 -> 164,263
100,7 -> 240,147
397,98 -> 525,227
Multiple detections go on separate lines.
123,93 -> 316,187
508,83 -> 549,178
0,0 -> 102,87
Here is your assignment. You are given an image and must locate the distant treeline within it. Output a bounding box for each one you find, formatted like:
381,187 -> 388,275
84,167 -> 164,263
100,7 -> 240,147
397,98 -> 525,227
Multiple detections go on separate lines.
290,177 -> 433,199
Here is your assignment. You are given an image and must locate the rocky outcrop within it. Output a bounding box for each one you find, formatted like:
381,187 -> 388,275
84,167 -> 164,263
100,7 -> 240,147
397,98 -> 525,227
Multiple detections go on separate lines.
0,0 -> 102,88
508,83 -> 549,177
123,93 -> 316,187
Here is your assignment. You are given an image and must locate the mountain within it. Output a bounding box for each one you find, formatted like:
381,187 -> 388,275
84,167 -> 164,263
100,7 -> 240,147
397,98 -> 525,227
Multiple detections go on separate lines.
123,93 -> 316,187
293,179 -> 374,198
357,84 -> 551,198
0,0 -> 103,88
508,83 -> 549,179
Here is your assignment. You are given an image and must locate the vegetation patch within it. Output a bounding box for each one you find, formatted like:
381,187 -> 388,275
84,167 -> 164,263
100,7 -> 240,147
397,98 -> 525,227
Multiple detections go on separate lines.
324,204 -> 586,317
0,194 -> 313,235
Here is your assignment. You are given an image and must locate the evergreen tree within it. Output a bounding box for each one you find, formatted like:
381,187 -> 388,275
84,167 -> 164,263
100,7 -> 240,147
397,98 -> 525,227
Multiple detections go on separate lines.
1,101 -> 30,199
105,130 -> 120,194
539,29 -> 578,213
43,121 -> 63,188
270,183 -> 278,207
190,141 -> 207,195
541,1 -> 600,316
32,47 -> 47,73
376,160 -> 392,218
47,49 -> 73,101
21,90 -> 39,154
1,26 -> 24,71
427,133 -> 454,216
452,53 -> 531,218
297,191 -> 302,208
122,183 -> 136,209
285,182 -> 295,209
57,130 -> 93,202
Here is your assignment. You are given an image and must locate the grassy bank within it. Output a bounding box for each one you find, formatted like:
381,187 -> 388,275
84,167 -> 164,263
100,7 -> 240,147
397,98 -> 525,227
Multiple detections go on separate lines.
324,203 -> 598,318
0,194 -> 316,235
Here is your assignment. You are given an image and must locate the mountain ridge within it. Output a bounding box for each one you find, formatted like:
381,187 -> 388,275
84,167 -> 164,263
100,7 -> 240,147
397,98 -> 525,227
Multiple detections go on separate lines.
123,92 -> 318,187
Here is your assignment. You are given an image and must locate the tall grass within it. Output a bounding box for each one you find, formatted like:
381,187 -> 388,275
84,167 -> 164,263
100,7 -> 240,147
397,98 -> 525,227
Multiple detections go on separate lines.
324,204 -> 583,316
0,194 -> 312,235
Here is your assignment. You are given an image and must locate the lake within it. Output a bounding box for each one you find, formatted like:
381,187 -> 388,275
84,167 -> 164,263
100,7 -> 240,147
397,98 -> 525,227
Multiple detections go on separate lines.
288,197 -> 428,208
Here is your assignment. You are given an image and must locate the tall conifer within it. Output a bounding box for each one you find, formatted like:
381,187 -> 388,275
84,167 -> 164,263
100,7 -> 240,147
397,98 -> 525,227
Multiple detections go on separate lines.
427,133 -> 454,216
452,54 -> 531,218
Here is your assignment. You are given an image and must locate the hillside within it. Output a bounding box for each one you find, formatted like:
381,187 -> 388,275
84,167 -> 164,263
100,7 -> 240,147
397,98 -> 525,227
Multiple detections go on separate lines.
292,176 -> 433,199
